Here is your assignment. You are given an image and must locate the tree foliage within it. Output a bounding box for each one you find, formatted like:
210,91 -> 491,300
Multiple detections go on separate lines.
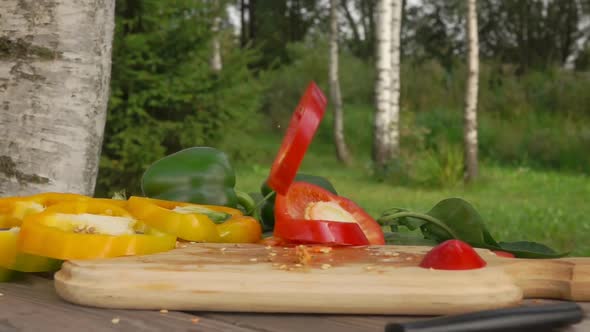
403,0 -> 590,73
239,0 -> 328,68
93,0 -> 590,194
97,0 -> 263,197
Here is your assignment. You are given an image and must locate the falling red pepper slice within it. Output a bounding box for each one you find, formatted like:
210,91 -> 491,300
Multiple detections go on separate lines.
267,82 -> 327,196
274,182 -> 385,246
419,239 -> 487,270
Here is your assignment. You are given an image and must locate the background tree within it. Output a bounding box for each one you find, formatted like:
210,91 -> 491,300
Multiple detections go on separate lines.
85,0 -> 590,195
373,0 -> 403,170
389,0 -> 403,160
464,0 -> 479,182
97,0 -> 262,196
238,0 -> 327,69
330,0 -> 353,165
373,0 -> 393,170
0,0 -> 115,196
210,0 -> 223,72
340,0 -> 377,60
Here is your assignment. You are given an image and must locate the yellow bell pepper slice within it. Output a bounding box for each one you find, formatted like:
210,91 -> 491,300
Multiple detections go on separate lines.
0,192 -> 90,228
0,228 -> 62,272
17,200 -> 176,260
127,196 -> 262,243
216,216 -> 264,243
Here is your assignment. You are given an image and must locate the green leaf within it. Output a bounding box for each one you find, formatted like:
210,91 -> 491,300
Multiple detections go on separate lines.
423,198 -> 491,244
378,210 -> 460,240
381,197 -> 569,259
378,208 -> 426,231
483,229 -> 500,247
396,216 -> 427,231
384,232 -> 439,246
496,241 -> 569,259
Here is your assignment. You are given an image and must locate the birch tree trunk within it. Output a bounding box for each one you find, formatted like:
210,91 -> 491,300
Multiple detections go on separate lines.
373,0 -> 393,169
0,0 -> 115,196
210,0 -> 223,72
464,0 -> 479,182
330,0 -> 352,165
389,0 -> 403,160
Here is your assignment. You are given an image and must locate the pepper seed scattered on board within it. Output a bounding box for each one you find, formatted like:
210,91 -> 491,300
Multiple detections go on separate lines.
265,245 -> 272,250
249,258 -> 258,262
160,309 -> 168,314
321,264 -> 332,270
365,266 -> 375,271
269,252 -> 277,257
189,242 -> 196,244
406,257 -> 413,261
111,317 -> 120,324
279,264 -> 287,270
191,318 -> 200,324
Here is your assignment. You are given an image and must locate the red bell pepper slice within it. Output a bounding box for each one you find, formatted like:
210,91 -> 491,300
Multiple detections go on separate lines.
274,182 -> 385,246
419,239 -> 487,270
267,82 -> 327,195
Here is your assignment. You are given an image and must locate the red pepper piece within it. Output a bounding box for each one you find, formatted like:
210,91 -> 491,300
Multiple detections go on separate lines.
274,182 -> 385,246
419,239 -> 487,270
267,82 -> 327,196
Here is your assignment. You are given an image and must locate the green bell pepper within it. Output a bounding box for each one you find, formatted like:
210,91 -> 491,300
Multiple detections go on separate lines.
142,147 -> 245,209
259,173 -> 338,231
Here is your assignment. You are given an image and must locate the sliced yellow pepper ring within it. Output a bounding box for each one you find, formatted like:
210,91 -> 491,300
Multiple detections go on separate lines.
17,201 -> 176,260
0,192 -> 90,228
0,197 -> 44,228
216,216 -> 264,243
26,192 -> 91,206
0,228 -> 62,272
127,196 -> 262,243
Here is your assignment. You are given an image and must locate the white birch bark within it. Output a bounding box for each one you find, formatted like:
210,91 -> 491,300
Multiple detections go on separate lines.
210,0 -> 223,72
464,0 -> 479,182
330,0 -> 352,165
373,0 -> 393,167
389,0 -> 402,159
0,0 -> 115,196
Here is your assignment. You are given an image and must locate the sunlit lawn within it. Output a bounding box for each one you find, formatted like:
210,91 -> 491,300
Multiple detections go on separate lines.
235,150 -> 590,256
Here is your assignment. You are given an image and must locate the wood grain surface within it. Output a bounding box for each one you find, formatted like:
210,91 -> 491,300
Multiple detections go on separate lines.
1,276 -> 589,332
53,243 -> 590,315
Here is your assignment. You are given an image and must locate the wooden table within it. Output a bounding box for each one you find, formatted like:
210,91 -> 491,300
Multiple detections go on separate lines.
1,276 -> 588,332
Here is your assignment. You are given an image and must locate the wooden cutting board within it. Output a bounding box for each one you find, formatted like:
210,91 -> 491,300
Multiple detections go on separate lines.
54,243 -> 590,315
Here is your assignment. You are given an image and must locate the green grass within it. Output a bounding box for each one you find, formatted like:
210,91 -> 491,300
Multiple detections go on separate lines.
233,128 -> 590,257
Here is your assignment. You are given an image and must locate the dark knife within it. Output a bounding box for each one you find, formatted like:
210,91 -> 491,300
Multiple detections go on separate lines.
385,302 -> 584,332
